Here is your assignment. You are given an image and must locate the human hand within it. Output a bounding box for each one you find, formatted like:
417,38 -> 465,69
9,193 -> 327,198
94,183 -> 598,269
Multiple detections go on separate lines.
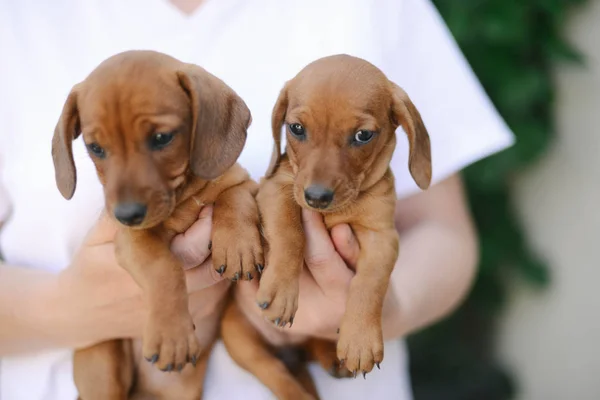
56,205 -> 228,349
235,209 -> 362,346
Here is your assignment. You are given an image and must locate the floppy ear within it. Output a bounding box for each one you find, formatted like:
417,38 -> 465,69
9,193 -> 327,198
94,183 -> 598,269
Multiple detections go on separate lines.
177,65 -> 251,180
389,82 -> 432,190
51,87 -> 81,200
265,84 -> 288,177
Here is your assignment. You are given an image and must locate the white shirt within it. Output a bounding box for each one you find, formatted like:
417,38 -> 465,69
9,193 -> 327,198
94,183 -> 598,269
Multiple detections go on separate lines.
0,0 -> 514,398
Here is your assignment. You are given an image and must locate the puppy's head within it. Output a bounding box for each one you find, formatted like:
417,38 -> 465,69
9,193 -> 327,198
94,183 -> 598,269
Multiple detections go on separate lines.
52,50 -> 251,228
267,54 -> 431,212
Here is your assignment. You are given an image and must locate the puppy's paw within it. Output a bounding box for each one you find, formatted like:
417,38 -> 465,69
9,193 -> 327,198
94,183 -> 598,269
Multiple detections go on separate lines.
336,320 -> 383,378
327,358 -> 354,379
211,222 -> 263,282
255,263 -> 300,328
315,343 -> 353,379
142,313 -> 200,372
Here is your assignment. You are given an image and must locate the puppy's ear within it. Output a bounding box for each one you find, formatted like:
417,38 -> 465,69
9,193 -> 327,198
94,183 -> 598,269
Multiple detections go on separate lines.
389,82 -> 432,190
52,86 -> 81,200
177,65 -> 251,180
265,84 -> 288,177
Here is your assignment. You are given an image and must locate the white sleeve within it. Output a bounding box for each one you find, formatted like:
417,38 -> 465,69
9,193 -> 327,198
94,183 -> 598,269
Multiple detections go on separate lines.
376,0 -> 515,198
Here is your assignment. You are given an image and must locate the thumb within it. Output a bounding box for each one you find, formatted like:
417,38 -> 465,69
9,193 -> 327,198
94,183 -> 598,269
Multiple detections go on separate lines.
185,257 -> 225,292
171,205 -> 213,269
302,209 -> 336,267
302,209 -> 353,289
331,224 -> 360,270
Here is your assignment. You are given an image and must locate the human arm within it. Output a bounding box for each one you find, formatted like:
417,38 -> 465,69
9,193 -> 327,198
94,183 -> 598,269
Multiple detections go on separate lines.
0,206 -> 225,356
383,173 -> 477,337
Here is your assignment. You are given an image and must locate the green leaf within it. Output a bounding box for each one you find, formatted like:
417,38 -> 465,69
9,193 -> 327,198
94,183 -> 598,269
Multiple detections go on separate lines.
544,36 -> 586,64
512,119 -> 552,164
517,256 -> 552,286
496,68 -> 550,112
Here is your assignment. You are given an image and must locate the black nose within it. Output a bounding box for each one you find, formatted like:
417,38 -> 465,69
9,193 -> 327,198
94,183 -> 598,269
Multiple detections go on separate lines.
304,185 -> 334,209
114,202 -> 147,226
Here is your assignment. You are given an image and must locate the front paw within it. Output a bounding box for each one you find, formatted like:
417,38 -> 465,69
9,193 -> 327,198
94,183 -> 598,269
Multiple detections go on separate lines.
211,223 -> 264,282
255,262 -> 300,328
336,320 -> 384,377
142,313 -> 200,372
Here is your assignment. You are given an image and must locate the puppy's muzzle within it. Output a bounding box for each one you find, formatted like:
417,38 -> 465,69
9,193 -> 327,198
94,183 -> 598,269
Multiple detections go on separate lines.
114,202 -> 147,226
304,185 -> 334,210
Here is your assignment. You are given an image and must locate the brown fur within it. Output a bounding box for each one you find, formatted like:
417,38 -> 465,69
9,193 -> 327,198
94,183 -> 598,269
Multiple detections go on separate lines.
52,50 -> 263,399
222,54 -> 432,398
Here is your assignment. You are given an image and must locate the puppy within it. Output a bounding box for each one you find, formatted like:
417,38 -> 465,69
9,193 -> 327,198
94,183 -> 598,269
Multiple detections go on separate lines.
221,54 -> 432,399
51,50 -> 263,399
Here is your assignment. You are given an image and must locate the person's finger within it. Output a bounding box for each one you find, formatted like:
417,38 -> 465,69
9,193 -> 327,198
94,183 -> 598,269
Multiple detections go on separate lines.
331,224 -> 360,270
302,209 -> 335,264
185,256 -> 225,292
302,209 -> 353,289
171,205 -> 213,269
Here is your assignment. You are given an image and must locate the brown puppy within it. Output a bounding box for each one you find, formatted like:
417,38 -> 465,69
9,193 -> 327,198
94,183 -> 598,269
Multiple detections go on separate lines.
222,54 -> 432,398
52,50 -> 263,399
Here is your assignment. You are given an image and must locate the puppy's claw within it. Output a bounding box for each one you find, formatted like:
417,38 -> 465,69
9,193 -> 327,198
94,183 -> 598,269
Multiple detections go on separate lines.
376,362 -> 381,370
247,272 -> 253,281
256,264 -> 264,274
146,354 -> 159,364
232,272 -> 240,282
336,328 -> 340,334
191,355 -> 197,367
208,241 -> 212,250
258,301 -> 269,310
161,363 -> 174,372
353,370 -> 357,379
274,318 -> 281,326
363,371 -> 367,379
177,363 -> 184,372
289,316 -> 294,327
216,265 -> 225,276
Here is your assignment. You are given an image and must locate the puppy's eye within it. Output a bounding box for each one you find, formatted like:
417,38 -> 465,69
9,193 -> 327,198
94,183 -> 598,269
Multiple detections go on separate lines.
353,130 -> 375,144
288,123 -> 306,139
149,132 -> 175,150
87,143 -> 106,159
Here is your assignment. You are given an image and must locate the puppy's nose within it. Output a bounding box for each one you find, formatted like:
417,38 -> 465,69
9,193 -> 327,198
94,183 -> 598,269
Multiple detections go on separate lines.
304,185 -> 334,209
114,202 -> 147,226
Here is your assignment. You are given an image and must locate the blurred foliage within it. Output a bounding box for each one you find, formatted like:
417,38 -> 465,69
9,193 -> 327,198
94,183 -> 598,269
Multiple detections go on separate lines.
408,0 -> 588,399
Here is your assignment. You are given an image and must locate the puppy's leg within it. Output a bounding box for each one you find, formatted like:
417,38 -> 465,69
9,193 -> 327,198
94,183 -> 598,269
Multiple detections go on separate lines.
134,343 -> 213,400
255,177 -> 304,326
73,339 -> 134,400
221,300 -> 316,400
335,227 -> 399,377
304,338 -> 352,379
115,230 -> 199,372
211,180 -> 264,282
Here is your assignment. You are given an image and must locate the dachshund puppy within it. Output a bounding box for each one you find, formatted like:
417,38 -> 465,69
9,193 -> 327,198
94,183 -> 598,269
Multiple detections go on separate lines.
221,54 -> 432,399
51,50 -> 262,399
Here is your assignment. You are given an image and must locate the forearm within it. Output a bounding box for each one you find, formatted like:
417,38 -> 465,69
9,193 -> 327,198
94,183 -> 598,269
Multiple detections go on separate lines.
0,262 -> 143,356
0,263 -> 67,355
383,220 -> 477,340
